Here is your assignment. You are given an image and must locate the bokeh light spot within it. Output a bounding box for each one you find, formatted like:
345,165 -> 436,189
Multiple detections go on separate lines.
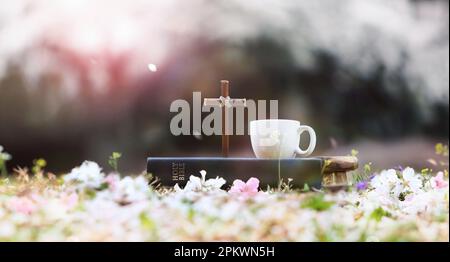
147,63 -> 157,72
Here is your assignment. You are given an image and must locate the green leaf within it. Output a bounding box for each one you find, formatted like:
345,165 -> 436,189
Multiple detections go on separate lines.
35,158 -> 47,168
364,162 -> 372,173
301,194 -> 334,211
32,158 -> 47,174
112,152 -> 122,159
370,207 -> 391,222
0,159 -> 5,177
435,143 -> 449,156
139,212 -> 156,231
0,148 -> 12,177
108,151 -> 122,172
421,168 -> 432,176
301,183 -> 310,192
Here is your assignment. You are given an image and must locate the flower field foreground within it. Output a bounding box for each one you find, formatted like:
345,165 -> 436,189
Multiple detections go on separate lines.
0,161 -> 448,241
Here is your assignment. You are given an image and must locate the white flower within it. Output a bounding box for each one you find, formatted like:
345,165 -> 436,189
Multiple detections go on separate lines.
401,167 -> 423,194
42,199 -> 68,220
182,174 -> 203,192
64,161 -> 105,190
202,170 -> 226,189
370,169 -> 403,198
0,222 -> 15,238
111,176 -> 151,204
400,190 -> 448,216
365,190 -> 395,209
175,170 -> 226,192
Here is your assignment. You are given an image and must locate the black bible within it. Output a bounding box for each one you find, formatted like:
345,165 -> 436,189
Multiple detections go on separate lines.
147,157 -> 324,188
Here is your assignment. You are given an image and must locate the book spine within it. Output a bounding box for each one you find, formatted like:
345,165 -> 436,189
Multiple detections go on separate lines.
147,158 -> 323,188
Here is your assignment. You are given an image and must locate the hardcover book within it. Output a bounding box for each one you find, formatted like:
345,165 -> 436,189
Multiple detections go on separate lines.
147,157 -> 324,188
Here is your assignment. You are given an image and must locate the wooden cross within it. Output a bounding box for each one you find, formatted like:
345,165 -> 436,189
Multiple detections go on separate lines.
203,80 -> 246,157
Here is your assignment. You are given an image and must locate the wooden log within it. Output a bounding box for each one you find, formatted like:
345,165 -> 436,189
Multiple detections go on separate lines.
321,156 -> 358,191
321,156 -> 358,173
322,171 -> 348,186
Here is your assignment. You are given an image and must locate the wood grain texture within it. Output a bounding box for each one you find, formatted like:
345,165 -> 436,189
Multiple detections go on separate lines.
321,156 -> 358,173
320,156 -> 358,191
221,80 -> 229,157
322,172 -> 348,185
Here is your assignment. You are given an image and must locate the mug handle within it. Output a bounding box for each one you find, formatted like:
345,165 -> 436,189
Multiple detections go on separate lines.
295,125 -> 316,157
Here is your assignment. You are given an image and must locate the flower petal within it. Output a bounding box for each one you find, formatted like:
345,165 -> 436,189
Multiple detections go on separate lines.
246,177 -> 260,191
232,179 -> 246,188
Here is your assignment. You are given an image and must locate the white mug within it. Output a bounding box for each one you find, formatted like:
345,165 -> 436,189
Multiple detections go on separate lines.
250,119 -> 316,158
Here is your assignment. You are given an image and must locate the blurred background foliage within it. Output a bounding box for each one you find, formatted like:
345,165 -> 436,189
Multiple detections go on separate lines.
0,0 -> 448,173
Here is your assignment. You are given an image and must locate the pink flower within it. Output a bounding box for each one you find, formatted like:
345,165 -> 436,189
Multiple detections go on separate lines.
105,174 -> 120,190
7,197 -> 38,215
29,193 -> 44,203
62,192 -> 79,209
229,177 -> 260,196
431,172 -> 448,189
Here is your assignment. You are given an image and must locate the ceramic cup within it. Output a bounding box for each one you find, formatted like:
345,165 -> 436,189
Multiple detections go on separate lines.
250,119 -> 316,158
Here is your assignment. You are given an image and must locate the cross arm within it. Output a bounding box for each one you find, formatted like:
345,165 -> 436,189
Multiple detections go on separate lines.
203,96 -> 247,107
